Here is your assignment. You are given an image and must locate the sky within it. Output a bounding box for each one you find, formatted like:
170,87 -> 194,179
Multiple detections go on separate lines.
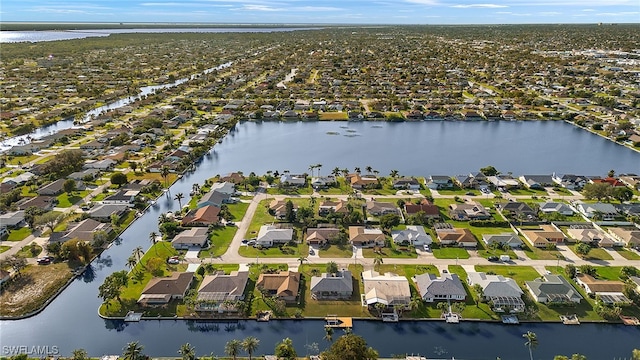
0,0 -> 638,25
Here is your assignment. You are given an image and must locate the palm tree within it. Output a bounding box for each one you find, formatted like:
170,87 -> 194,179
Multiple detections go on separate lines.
126,256 -> 137,270
149,231 -> 159,255
158,213 -> 169,225
122,341 -> 144,360
390,169 -> 399,178
354,167 -> 361,174
373,255 -> 383,271
161,166 -> 170,188
308,164 -> 316,177
316,163 -> 322,177
323,326 -> 334,342
178,343 -> 196,360
332,167 -> 340,178
242,336 -> 260,360
174,192 -> 185,210
365,166 -> 373,174
133,246 -> 144,261
191,183 -> 200,195
522,331 -> 538,360
297,256 -> 307,266
225,339 -> 241,360
473,284 -> 484,307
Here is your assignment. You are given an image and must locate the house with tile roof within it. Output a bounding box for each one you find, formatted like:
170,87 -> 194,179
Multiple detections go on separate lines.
256,271 -> 301,302
138,272 -> 194,306
362,270 -> 411,308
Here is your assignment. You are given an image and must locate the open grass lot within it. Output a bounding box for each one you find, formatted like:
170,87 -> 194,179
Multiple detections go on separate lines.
569,244 -> 614,261
198,226 -> 238,258
226,202 -> 249,222
508,188 -> 548,196
319,112 -> 348,120
56,190 -> 90,208
266,186 -> 313,195
521,242 -> 562,260
0,263 -> 73,317
6,227 -> 32,241
362,243 -> 418,259
238,242 -> 309,259
431,245 -> 470,259
614,247 -> 640,260
246,200 -> 275,236
318,244 -> 353,258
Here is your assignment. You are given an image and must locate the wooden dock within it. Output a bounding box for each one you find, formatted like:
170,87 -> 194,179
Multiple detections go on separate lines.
560,314 -> 580,325
325,315 -> 353,328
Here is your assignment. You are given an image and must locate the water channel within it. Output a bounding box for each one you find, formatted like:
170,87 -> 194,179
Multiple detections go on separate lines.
1,120 -> 639,358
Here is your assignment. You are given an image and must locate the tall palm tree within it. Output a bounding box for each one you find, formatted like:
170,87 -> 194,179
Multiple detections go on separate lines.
126,256 -> 137,270
365,166 -> 373,174
133,246 -> 144,261
158,213 -> 169,225
242,336 -> 260,360
390,169 -> 399,178
522,331 -> 538,360
297,256 -> 307,266
191,183 -> 200,195
354,167 -> 361,174
373,255 -> 383,271
225,339 -> 241,360
332,167 -> 340,178
161,166 -> 170,188
149,231 -> 159,255
323,326 -> 334,342
308,164 -> 315,177
122,341 -> 144,360
178,343 -> 196,360
174,192 -> 185,210
316,163 -> 322,177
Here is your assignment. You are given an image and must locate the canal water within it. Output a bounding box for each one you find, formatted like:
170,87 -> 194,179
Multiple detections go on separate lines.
1,121 -> 639,358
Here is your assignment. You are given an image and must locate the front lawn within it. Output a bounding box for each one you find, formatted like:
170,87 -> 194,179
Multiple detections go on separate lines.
56,191 -> 90,208
318,244 -> 353,258
569,244 -> 614,261
613,247 -> 640,260
16,243 -> 42,258
520,242 -> 561,260
431,245 -> 470,259
362,243 -> 417,259
239,242 -> 309,258
246,200 -> 276,236
7,227 -> 32,241
198,226 -> 238,258
226,202 -> 249,222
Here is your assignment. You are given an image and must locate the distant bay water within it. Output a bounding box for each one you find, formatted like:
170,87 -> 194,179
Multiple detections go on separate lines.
0,27 -> 319,43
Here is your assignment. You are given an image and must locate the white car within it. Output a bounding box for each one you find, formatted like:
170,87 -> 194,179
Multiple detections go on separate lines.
167,256 -> 180,264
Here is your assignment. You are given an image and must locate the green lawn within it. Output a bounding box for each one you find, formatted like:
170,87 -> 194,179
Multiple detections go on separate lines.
56,191 -> 90,208
613,247 -> 640,260
569,244 -> 614,261
7,227 -> 32,241
447,265 -> 498,320
226,202 -> 249,222
474,265 -> 541,287
198,226 -> 237,258
238,242 -> 309,258
0,245 -> 11,253
431,246 -> 470,259
318,244 -> 353,258
520,242 -> 561,260
246,200 -> 276,236
362,242 -> 418,259
594,266 -> 627,281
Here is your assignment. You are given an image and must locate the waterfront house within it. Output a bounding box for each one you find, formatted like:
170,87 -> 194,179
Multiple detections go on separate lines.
575,202 -> 619,220
467,272 -> 525,312
521,225 -> 565,248
348,174 -> 379,189
425,175 -> 453,190
607,227 -> 640,248
482,233 -> 523,249
318,200 -> 348,216
435,227 -> 477,248
280,174 -> 306,187
269,199 -> 298,220
454,172 -> 488,189
348,226 -> 385,248
50,218 -> 114,243
362,270 -> 411,308
87,204 -> 129,222
196,271 -> 249,312
197,190 -> 229,209
552,174 -> 589,190
487,176 -> 520,190
306,227 -> 340,246
181,205 -> 221,227
519,175 -> 555,189
103,189 -> 139,206
539,201 -> 574,216
256,271 -> 300,303
138,272 -> 194,306
366,201 -> 400,217
392,226 -> 432,246
171,227 -> 209,250
310,269 -> 353,300
566,227 -> 614,248
256,225 -> 294,248
575,274 -> 630,305
210,182 -> 236,196
413,272 -> 466,303
220,172 -> 245,184
525,274 -> 582,304
591,177 -> 627,188
448,201 -> 491,221
392,178 -> 421,190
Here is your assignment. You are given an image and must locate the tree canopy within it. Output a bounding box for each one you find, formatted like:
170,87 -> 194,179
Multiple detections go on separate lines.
321,334 -> 378,360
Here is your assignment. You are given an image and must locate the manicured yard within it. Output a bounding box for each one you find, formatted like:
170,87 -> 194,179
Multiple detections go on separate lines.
226,202 -> 249,222
56,190 -> 90,208
613,247 -> 640,260
7,227 -> 32,241
246,200 -> 276,236
473,265 -> 541,287
520,242 -> 562,260
198,226 -> 238,258
594,266 -> 627,281
238,242 -> 309,258
0,245 -> 11,253
16,243 -> 42,258
431,246 -> 470,259
362,243 -> 418,259
318,244 -> 353,258
447,265 -> 498,320
569,244 -> 614,261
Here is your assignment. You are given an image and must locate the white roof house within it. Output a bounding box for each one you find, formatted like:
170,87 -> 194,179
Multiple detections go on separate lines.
391,226 -> 432,246
210,182 -> 236,196
256,225 -> 293,247
362,270 -> 411,307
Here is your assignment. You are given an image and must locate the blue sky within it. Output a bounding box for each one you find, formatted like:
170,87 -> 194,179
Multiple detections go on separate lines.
1,0 -> 638,24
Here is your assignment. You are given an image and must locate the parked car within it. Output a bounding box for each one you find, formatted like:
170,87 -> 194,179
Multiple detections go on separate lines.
309,249 -> 315,255
247,240 -> 256,246
37,257 -> 52,265
423,244 -> 431,252
226,222 -> 236,227
487,256 -> 499,262
167,256 -> 180,265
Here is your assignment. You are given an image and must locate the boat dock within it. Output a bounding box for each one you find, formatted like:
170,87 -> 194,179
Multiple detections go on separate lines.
325,315 -> 353,328
124,311 -> 143,322
620,315 -> 640,326
256,310 -> 272,322
381,313 -> 399,322
560,314 -> 580,325
501,315 -> 520,324
444,313 -> 460,323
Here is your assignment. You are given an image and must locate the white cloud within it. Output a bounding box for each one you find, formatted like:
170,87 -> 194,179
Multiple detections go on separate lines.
238,4 -> 280,11
294,6 -> 343,11
596,11 -> 639,16
404,0 -> 440,5
539,11 -> 561,15
451,4 -> 509,8
582,8 -> 595,11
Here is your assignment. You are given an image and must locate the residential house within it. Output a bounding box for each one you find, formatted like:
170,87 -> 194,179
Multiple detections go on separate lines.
68,168 -> 100,181
519,175 -> 555,189
280,174 -> 306,187
435,227 -> 477,248
181,205 -> 221,227
103,189 -> 139,206
87,204 -> 129,222
362,270 -> 412,308
0,211 -> 26,229
482,233 -> 523,248
197,190 -> 230,209
498,202 -> 537,220
256,225 -> 293,248
539,202 -> 574,216
392,178 -> 421,190
210,182 -> 236,196
575,202 -> 619,220
366,201 -> 400,217
16,196 -> 57,211
306,227 -> 340,246
449,201 -> 491,221
521,225 -> 565,248
1,172 -> 35,187
552,174 -> 589,190
567,227 -> 615,248
348,174 -> 379,189
525,274 -> 582,304
467,272 -> 525,312
310,269 -> 353,300
196,271 -> 249,312
311,176 -> 336,189
269,199 -> 297,220
171,227 -> 209,250
425,175 -> 454,190
413,272 -> 466,303
83,159 -> 116,170
404,200 -> 440,220
619,174 -> 640,190
487,176 -> 520,189
51,218 -> 114,243
392,226 -> 432,246
348,226 -> 385,248
617,203 -> 640,218
256,271 -> 300,302
220,172 -> 245,184
318,200 -> 348,216
37,179 -> 66,196
591,177 -> 627,188
454,173 -> 488,189
607,227 -> 640,248
575,273 -> 630,305
138,272 -> 194,306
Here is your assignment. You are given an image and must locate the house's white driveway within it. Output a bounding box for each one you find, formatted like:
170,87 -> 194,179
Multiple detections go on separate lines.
185,247 -> 200,259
